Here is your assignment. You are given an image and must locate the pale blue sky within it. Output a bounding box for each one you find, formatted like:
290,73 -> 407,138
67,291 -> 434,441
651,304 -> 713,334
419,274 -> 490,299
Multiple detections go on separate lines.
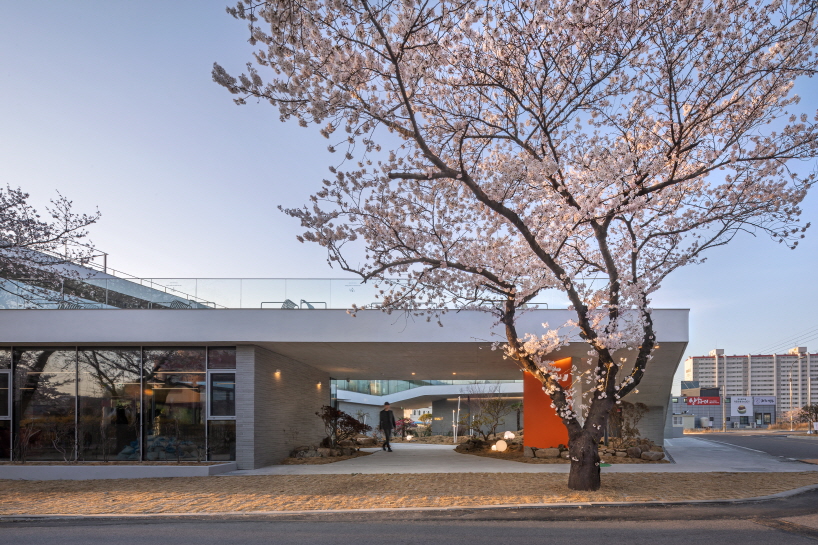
1,2 -> 816,392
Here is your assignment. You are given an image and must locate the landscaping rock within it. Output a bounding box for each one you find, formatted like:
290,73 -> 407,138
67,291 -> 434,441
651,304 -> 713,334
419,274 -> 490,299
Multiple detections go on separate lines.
540,447 -> 561,459
641,451 -> 665,461
626,446 -> 642,458
523,446 -> 536,458
560,451 -> 570,459
615,451 -> 627,457
317,448 -> 331,458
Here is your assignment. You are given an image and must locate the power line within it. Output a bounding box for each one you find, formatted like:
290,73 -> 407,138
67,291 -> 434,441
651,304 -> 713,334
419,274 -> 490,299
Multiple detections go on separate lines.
755,324 -> 818,354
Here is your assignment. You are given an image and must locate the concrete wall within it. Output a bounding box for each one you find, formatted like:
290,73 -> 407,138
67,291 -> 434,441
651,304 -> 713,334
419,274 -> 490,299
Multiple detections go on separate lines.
337,401 -> 381,431
236,345 -> 329,469
639,405 -> 667,446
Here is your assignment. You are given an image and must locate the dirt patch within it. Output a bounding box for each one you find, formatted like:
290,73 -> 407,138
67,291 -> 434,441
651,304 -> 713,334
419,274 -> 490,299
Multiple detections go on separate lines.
280,452 -> 373,465
2,472 -> 818,515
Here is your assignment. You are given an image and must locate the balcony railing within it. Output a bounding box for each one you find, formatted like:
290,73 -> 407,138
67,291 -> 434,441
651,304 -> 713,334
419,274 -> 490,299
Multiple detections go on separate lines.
333,378 -> 523,397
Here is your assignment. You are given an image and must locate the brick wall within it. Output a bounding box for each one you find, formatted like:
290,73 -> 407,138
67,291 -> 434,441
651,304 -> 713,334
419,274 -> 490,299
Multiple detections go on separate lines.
236,345 -> 329,469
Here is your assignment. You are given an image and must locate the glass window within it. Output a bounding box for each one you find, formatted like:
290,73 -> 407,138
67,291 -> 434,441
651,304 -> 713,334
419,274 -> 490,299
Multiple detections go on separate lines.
142,348 -> 206,461
207,420 -> 236,461
77,349 -> 141,461
209,373 -> 235,417
0,372 -> 9,418
0,420 -> 9,461
207,347 -> 236,369
144,348 -> 205,374
0,349 -> 10,369
13,349 -> 77,461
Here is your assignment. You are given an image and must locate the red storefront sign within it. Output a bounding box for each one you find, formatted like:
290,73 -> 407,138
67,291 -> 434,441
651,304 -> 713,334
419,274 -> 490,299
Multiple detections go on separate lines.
686,396 -> 720,406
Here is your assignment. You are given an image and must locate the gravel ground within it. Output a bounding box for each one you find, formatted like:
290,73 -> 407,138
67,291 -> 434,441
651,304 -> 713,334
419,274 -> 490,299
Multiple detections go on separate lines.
3,472 -> 818,515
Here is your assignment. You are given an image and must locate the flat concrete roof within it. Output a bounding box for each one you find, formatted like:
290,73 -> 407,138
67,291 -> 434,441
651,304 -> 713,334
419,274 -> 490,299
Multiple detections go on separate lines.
0,308 -> 688,408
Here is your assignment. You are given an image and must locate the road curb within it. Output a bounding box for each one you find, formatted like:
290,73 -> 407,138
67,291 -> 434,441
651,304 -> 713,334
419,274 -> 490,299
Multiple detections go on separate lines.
3,483 -> 818,521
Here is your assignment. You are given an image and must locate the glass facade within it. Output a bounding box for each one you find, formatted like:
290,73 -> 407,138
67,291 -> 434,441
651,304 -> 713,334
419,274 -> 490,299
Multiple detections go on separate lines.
334,378 -> 523,396
143,349 -> 206,462
14,349 -> 77,461
1,346 -> 236,462
77,348 -> 141,461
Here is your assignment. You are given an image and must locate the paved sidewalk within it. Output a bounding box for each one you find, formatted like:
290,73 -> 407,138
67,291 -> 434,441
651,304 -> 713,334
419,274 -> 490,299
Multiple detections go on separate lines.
228,438 -> 818,476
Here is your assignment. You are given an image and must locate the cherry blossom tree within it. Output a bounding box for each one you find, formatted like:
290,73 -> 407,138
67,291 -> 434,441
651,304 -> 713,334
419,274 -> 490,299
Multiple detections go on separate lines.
0,186 -> 100,307
214,0 -> 818,490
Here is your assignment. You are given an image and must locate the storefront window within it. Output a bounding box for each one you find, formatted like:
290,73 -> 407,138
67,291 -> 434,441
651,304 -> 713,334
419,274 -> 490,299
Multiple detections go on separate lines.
13,349 -> 77,461
77,349 -> 141,461
142,348 -> 206,461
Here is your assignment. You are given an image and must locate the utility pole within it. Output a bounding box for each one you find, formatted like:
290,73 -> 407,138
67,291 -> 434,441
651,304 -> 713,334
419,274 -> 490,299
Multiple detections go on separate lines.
710,349 -> 725,431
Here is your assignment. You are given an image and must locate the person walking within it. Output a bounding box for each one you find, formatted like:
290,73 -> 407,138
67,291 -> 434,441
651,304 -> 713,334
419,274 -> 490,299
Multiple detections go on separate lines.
379,402 -> 396,452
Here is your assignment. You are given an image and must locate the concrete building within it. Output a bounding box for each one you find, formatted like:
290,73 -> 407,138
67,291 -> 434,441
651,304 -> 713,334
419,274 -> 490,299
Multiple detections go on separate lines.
0,273 -> 689,469
684,348 -> 817,421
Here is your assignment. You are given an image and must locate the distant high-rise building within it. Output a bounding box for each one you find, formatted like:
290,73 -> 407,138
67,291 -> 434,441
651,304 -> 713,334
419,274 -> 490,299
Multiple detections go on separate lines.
684,348 -> 816,418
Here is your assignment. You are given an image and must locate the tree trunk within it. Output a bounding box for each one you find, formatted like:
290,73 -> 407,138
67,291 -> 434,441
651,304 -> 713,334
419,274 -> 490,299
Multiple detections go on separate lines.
567,431 -> 601,491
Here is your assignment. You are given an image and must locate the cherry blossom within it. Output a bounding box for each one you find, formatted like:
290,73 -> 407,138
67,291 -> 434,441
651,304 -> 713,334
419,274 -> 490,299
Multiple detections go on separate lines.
215,0 -> 818,490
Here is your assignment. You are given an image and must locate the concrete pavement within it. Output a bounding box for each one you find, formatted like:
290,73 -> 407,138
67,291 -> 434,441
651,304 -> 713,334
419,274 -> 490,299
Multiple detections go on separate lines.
227,437 -> 818,476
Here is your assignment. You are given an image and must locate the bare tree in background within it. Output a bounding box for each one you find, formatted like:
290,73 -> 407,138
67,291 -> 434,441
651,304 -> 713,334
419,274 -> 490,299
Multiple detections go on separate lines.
459,383 -> 514,441
0,186 -> 100,308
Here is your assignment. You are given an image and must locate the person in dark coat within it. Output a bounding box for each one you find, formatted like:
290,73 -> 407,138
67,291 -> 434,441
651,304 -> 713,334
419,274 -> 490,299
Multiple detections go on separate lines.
379,402 -> 396,452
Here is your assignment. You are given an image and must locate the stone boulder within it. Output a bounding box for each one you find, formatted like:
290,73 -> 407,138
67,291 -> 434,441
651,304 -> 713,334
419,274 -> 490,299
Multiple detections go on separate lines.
615,451 -> 627,457
537,447 -> 561,459
523,446 -> 536,458
560,451 -> 570,459
626,446 -> 643,458
641,451 -> 665,461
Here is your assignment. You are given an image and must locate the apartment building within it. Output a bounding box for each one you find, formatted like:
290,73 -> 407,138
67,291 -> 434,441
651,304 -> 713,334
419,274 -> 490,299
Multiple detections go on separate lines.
684,348 -> 817,419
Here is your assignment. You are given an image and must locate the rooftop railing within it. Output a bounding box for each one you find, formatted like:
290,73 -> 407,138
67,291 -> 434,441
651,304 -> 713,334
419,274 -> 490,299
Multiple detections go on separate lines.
1,277 -> 562,310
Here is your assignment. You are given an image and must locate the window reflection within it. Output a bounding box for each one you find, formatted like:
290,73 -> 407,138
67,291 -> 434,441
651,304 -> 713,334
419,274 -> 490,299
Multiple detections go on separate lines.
0,421 -> 9,461
209,373 -> 235,417
207,420 -> 236,461
207,347 -> 236,369
13,349 -> 77,461
142,349 -> 206,461
78,349 -> 141,461
0,372 -> 9,418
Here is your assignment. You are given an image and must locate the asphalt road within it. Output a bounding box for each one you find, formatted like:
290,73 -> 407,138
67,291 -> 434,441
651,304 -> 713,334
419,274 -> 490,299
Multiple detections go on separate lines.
697,433 -> 818,461
4,490 -> 818,545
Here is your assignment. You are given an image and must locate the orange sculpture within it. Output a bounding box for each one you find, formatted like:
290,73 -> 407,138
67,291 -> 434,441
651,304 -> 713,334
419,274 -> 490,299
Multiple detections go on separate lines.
523,357 -> 573,449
